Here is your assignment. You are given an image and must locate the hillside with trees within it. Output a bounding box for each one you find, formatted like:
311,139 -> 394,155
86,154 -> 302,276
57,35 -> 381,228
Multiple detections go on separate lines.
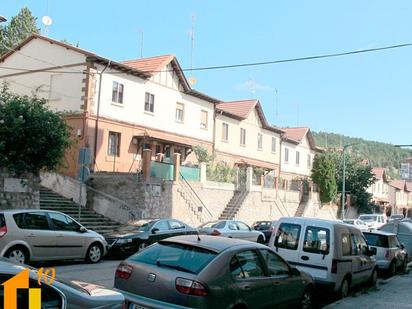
312,131 -> 412,179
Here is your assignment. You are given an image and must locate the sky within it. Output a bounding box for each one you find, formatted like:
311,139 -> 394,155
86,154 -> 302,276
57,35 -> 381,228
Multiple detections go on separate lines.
2,1 -> 412,145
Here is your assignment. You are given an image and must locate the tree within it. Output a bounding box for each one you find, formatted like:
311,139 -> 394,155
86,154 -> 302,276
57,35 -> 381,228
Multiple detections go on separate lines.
311,152 -> 338,203
0,7 -> 40,55
0,85 -> 71,175
192,145 -> 213,164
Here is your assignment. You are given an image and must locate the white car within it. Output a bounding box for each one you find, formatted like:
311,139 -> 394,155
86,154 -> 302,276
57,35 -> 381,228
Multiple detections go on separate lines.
343,219 -> 369,231
358,214 -> 386,230
198,220 -> 265,243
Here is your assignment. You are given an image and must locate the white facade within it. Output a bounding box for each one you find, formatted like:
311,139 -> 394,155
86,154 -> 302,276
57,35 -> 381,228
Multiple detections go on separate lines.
280,137 -> 315,177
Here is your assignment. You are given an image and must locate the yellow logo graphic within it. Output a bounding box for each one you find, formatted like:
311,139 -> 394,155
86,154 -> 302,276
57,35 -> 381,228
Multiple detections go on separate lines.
1,267 -> 56,309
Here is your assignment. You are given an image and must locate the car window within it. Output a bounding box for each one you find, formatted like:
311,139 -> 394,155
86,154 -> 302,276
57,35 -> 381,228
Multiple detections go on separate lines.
364,233 -> 389,248
388,236 -> 399,248
303,226 -> 330,255
153,220 -> 170,231
351,234 -> 368,256
359,215 -> 377,222
200,221 -> 226,229
13,212 -> 50,230
274,223 -> 301,250
228,222 -> 238,230
231,250 -> 264,279
259,249 -> 290,276
236,221 -> 251,231
342,233 -> 351,256
131,242 -> 217,274
169,220 -> 185,230
253,221 -> 270,230
48,212 -> 80,231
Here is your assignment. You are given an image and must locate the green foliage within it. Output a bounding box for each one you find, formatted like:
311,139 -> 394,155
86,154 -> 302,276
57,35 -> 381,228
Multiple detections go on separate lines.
192,145 -> 214,164
313,131 -> 412,178
0,7 -> 40,55
206,162 -> 235,183
311,152 -> 338,203
0,85 -> 71,175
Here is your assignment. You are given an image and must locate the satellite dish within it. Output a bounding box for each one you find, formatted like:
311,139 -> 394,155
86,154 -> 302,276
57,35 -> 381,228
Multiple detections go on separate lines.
42,16 -> 53,26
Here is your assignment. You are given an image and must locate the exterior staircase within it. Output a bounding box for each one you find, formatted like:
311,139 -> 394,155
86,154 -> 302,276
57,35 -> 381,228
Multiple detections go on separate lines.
40,186 -> 121,235
295,193 -> 309,217
219,190 -> 248,220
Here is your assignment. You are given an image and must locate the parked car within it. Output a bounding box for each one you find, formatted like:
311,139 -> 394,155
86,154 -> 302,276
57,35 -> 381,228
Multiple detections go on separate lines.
252,220 -> 277,242
105,218 -> 197,257
114,235 -> 315,309
0,258 -> 125,308
198,220 -> 265,243
268,217 -> 377,298
358,214 -> 386,230
343,219 -> 369,231
363,231 -> 408,276
380,220 -> 412,260
0,209 -> 107,264
388,214 -> 405,222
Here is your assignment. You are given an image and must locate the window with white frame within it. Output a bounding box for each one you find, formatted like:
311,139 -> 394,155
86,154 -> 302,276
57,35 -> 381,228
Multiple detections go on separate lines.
307,154 -> 311,168
175,103 -> 184,122
112,81 -> 124,104
144,92 -> 155,113
108,131 -> 121,157
296,151 -> 300,165
240,128 -> 246,146
200,110 -> 208,129
271,137 -> 276,153
284,148 -> 289,163
257,133 -> 263,150
222,123 -> 229,142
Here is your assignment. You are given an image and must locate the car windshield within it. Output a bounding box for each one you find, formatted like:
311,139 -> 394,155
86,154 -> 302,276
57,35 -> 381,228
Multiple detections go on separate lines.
199,221 -> 226,229
117,220 -> 155,232
343,220 -> 354,225
364,233 -> 389,248
359,215 -> 377,222
130,242 -> 217,274
253,221 -> 271,230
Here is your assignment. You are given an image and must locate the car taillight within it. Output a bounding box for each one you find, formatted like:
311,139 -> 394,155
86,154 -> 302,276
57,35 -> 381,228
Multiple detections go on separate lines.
115,263 -> 133,280
331,259 -> 338,274
211,229 -> 221,236
0,225 -> 7,237
175,278 -> 208,296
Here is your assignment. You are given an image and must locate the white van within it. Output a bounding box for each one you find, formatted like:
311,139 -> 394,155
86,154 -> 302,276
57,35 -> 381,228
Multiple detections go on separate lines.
268,217 -> 377,297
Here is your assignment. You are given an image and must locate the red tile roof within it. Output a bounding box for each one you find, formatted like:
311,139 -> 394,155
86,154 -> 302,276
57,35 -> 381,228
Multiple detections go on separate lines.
372,167 -> 386,180
121,55 -> 175,75
283,127 -> 309,142
216,99 -> 258,119
389,180 -> 406,190
406,182 -> 412,192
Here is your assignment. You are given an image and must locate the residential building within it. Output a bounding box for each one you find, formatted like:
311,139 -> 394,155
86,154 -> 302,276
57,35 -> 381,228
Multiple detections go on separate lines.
388,180 -> 411,217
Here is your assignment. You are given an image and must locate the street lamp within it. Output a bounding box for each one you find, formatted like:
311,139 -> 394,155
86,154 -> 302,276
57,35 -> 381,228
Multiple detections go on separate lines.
342,143 -> 357,220
0,16 -> 7,23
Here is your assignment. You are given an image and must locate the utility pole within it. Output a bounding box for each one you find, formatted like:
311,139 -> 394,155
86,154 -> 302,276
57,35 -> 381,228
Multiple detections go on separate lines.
342,143 -> 357,220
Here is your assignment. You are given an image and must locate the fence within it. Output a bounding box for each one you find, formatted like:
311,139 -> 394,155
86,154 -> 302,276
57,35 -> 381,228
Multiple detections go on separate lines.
180,165 -> 200,182
150,161 -> 174,180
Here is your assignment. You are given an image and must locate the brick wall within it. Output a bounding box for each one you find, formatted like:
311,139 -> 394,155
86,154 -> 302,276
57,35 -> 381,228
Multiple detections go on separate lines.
0,171 -> 39,209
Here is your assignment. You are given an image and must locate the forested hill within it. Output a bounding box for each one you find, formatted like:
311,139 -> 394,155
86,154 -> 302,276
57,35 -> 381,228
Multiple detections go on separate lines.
312,131 -> 412,178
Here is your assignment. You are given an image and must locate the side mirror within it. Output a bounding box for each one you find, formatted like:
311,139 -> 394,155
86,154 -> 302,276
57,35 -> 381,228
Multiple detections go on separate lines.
290,267 -> 300,276
400,244 -> 405,250
151,228 -> 159,234
79,226 -> 87,233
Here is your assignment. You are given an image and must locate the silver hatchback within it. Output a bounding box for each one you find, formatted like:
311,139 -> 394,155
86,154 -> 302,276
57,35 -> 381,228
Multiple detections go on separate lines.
0,209 -> 107,264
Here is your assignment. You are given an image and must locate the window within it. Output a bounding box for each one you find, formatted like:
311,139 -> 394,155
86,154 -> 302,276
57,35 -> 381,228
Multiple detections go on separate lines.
236,221 -> 251,231
284,148 -> 289,163
303,226 -> 330,254
222,123 -> 229,142
351,234 -> 368,256
228,222 -> 238,230
274,223 -> 301,250
169,220 -> 185,230
13,212 -> 50,230
307,154 -> 311,168
259,249 -> 290,275
240,128 -> 246,146
341,234 -> 352,256
257,133 -> 263,150
364,233 -> 389,248
112,81 -> 124,103
153,220 -> 170,231
175,103 -> 184,122
48,212 -> 80,231
230,250 -> 264,279
296,151 -> 300,165
144,92 -> 155,113
108,131 -> 121,157
200,110 -> 208,129
271,137 -> 276,153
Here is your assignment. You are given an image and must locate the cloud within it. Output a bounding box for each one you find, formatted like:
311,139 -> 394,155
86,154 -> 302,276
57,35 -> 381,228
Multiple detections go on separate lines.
238,79 -> 275,93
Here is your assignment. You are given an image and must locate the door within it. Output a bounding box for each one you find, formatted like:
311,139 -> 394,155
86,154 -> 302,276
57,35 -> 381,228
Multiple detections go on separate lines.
13,212 -> 57,259
273,223 -> 302,266
236,221 -> 255,241
230,250 -> 273,309
149,220 -> 172,243
298,225 -> 330,281
351,234 -> 372,285
48,212 -> 86,259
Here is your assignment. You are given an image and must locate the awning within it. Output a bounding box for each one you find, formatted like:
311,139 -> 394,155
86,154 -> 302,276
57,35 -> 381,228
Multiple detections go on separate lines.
235,157 -> 276,170
134,129 -> 194,148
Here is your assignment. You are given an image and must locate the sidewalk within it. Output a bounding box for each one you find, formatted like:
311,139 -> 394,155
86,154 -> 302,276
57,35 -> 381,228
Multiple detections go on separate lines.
325,272 -> 412,308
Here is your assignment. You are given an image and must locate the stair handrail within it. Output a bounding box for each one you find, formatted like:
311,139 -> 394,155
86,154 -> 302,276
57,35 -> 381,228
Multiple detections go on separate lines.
178,172 -> 213,221
275,197 -> 290,217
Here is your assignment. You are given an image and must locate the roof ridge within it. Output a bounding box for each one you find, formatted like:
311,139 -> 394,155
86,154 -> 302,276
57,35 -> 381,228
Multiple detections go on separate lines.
120,54 -> 175,63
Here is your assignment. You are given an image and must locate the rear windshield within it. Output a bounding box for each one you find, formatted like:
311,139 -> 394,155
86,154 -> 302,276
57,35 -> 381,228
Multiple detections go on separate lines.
0,214 -> 5,227
200,221 -> 226,229
253,221 -> 271,230
364,233 -> 389,248
359,215 -> 377,222
130,242 -> 217,274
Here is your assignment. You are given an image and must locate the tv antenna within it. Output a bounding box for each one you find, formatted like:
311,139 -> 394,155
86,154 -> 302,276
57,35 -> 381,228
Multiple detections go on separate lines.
137,29 -> 144,59
188,14 -> 197,86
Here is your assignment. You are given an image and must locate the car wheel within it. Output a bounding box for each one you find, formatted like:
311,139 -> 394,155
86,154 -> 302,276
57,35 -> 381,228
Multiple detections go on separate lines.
299,288 -> 313,309
86,243 -> 103,263
257,235 -> 265,244
6,246 -> 29,264
369,268 -> 378,287
339,278 -> 350,299
138,242 -> 148,251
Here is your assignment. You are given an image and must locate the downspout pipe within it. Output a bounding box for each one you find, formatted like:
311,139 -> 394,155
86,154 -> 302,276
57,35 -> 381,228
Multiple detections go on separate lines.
92,61 -> 111,171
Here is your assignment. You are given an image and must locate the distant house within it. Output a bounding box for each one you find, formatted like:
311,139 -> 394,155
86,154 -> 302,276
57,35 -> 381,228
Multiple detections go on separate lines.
388,179 -> 412,217
367,167 -> 389,213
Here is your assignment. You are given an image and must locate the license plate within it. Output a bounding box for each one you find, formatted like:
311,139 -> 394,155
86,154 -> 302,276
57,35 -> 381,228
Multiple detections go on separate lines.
129,304 -> 150,309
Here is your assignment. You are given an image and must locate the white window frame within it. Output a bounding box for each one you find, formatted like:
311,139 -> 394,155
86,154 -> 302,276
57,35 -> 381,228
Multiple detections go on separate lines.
222,123 -> 229,142
175,102 -> 184,123
257,133 -> 263,151
284,148 -> 289,163
296,151 -> 300,166
108,131 -> 121,157
240,128 -> 246,146
144,92 -> 155,113
200,110 -> 208,129
271,137 -> 276,153
112,81 -> 124,104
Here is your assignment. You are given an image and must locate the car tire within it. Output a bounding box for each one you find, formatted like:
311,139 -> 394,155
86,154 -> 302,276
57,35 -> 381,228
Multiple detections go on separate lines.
369,268 -> 378,287
299,288 -> 313,309
257,235 -> 265,244
5,246 -> 29,264
339,277 -> 350,299
86,243 -> 103,263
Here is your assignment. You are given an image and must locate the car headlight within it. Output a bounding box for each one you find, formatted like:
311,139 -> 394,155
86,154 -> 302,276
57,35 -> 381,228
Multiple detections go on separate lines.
116,238 -> 133,244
